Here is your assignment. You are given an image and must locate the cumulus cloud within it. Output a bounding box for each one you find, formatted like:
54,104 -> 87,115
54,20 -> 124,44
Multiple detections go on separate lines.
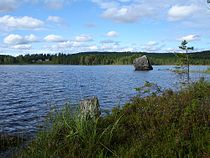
99,43 -> 135,52
92,0 -> 155,23
0,0 -> 19,12
47,16 -> 63,23
25,34 -> 38,42
0,0 -> 74,12
102,4 -> 152,23
168,4 -> 199,21
0,15 -> 44,30
44,0 -> 70,10
92,0 -> 209,25
45,0 -> 64,9
4,34 -> 23,45
120,47 -> 134,52
46,34 -> 94,50
12,44 -> 32,49
4,34 -> 38,45
88,45 -> 98,50
100,39 -> 119,44
141,41 -> 164,52
44,34 -> 65,42
106,31 -> 119,37
75,35 -> 93,42
49,41 -> 72,49
179,34 -> 200,42
48,39 -> 89,50
146,41 -> 159,46
49,39 -> 122,52
99,39 -> 120,51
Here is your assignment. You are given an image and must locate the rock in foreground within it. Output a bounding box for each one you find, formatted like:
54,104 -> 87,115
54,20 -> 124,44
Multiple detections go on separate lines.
79,96 -> 101,119
133,55 -> 153,71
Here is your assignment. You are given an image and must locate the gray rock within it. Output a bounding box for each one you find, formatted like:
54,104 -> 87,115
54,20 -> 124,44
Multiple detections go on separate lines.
133,55 -> 153,71
79,96 -> 101,119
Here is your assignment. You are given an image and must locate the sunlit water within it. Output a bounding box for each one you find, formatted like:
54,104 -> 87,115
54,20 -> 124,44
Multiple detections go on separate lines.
0,65 -> 209,135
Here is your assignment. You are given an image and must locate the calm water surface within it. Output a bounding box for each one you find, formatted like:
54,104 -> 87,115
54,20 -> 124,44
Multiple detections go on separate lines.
0,65 -> 209,135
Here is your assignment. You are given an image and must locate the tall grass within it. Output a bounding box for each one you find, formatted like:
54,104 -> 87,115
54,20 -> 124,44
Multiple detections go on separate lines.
17,106 -> 122,158
17,80 -> 210,158
0,134 -> 24,151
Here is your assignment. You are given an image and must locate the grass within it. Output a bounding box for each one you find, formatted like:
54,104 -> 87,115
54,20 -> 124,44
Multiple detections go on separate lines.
171,69 -> 187,74
16,80 -> 210,158
0,134 -> 24,152
0,133 -> 25,158
204,68 -> 210,74
171,67 -> 210,74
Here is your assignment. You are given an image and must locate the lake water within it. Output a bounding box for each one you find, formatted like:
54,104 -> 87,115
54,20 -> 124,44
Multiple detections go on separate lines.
0,65 -> 209,135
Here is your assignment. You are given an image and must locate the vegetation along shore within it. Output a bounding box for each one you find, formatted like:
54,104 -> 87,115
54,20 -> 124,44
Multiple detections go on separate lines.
3,79 -> 208,158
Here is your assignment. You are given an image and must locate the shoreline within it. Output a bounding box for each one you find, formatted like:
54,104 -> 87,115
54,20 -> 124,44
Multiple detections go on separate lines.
1,80 -> 210,157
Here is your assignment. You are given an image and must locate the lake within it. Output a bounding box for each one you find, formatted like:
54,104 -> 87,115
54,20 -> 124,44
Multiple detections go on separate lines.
0,65 -> 209,136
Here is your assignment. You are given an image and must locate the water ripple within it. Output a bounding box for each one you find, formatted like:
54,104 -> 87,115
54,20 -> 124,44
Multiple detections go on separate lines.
0,65 -> 209,135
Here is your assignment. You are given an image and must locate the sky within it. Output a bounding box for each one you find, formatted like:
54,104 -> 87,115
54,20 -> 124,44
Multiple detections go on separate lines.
0,0 -> 210,56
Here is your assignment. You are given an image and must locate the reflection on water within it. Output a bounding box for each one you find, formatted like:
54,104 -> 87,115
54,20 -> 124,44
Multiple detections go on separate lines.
0,65 -> 209,135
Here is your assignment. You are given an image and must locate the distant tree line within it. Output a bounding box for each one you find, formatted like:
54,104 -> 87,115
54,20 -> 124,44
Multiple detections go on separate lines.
0,51 -> 210,65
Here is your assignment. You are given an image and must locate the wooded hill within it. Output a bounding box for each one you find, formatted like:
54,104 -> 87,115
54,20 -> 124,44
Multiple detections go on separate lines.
0,51 -> 210,65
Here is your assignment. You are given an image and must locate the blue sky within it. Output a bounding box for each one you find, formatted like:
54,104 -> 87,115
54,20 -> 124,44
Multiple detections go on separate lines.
0,0 -> 210,56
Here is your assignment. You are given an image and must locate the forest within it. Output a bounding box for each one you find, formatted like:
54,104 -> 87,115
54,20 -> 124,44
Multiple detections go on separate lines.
0,51 -> 210,65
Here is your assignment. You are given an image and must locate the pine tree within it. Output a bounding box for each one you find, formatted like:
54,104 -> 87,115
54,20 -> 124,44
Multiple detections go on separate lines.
178,40 -> 194,83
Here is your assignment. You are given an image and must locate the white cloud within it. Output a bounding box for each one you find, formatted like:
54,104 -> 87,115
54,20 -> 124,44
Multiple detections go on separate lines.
102,5 -> 152,23
44,0 -> 70,10
168,4 -> 198,21
12,44 -> 32,49
4,34 -> 23,45
142,41 -> 164,52
146,41 -> 159,46
164,47 -> 180,53
47,34 -> 93,50
0,15 -> 44,30
44,34 -> 65,42
100,39 -> 118,44
88,45 -> 98,50
50,41 -> 72,49
120,47 -> 134,52
25,34 -> 38,42
92,0 -> 210,26
106,31 -> 119,37
45,0 -> 63,9
75,35 -> 93,42
49,40 -> 86,50
3,34 -> 38,45
47,16 -> 63,23
48,37 -> 123,52
72,41 -> 83,47
179,34 -> 200,42
0,0 -> 19,12
0,0 -> 73,12
92,0 -> 154,23
100,42 -> 119,50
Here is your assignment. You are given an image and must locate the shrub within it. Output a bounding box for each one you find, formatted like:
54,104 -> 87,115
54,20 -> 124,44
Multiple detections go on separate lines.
17,80 -> 210,158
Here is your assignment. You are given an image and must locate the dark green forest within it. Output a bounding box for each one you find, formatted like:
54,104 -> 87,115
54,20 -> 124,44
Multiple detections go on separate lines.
1,51 -> 210,65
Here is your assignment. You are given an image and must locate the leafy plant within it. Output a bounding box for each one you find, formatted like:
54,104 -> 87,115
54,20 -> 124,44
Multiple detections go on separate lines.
135,81 -> 162,97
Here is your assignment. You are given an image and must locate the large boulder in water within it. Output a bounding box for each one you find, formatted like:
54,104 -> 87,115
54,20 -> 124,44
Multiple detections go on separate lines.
133,55 -> 153,71
79,96 -> 101,119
